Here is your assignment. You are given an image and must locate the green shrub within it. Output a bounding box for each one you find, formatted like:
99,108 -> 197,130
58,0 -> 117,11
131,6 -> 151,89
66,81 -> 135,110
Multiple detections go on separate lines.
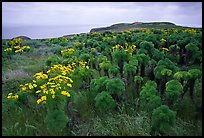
151,105 -> 176,135
46,55 -> 61,66
44,109 -> 68,135
22,40 -> 46,48
90,76 -> 109,93
106,78 -> 125,96
94,91 -> 116,112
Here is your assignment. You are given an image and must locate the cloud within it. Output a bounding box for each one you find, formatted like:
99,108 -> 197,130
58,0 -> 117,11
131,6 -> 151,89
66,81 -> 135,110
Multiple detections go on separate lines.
2,2 -> 202,28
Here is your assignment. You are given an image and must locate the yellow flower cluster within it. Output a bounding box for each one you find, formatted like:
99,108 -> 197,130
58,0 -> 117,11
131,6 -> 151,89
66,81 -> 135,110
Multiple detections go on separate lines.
61,48 -> 75,55
37,96 -> 47,104
20,83 -> 38,92
78,61 -> 88,68
15,49 -> 24,53
61,91 -> 71,97
7,93 -> 19,99
112,44 -> 124,51
47,64 -> 74,75
33,72 -> 48,80
4,48 -> 12,52
183,29 -> 197,34
10,38 -> 22,46
4,43 -> 30,54
124,45 -> 137,55
35,74 -> 73,104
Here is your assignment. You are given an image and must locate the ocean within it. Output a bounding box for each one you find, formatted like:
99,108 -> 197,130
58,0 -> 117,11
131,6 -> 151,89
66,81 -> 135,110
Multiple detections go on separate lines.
2,24 -> 101,39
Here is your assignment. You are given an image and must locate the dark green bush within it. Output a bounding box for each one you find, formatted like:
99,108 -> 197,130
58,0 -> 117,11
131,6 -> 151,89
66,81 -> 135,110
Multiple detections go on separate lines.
94,91 -> 116,112
151,105 -> 176,135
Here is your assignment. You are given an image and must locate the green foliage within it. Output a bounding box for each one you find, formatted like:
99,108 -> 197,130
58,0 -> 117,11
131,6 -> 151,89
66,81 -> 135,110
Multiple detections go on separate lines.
173,71 -> 191,81
108,65 -> 120,76
124,63 -> 136,75
151,105 -> 176,135
91,113 -> 151,136
165,80 -> 183,102
22,40 -> 46,48
112,50 -> 128,64
139,81 -> 161,111
78,53 -> 90,62
106,78 -> 125,96
94,91 -> 116,111
185,42 -> 199,52
161,68 -> 172,76
99,60 -> 111,71
135,53 -> 150,65
44,109 -> 68,134
2,28 -> 202,136
134,76 -> 143,83
129,55 -> 139,66
139,41 -> 154,50
188,69 -> 201,79
46,55 -> 61,66
90,76 -> 109,93
154,58 -> 177,79
50,45 -> 65,55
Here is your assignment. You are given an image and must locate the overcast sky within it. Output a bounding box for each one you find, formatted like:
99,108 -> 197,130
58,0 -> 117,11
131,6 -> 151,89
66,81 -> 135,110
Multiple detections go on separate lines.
2,2 -> 202,39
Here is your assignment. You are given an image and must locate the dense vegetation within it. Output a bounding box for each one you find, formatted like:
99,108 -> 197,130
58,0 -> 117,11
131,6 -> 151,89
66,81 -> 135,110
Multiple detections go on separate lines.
2,27 -> 202,136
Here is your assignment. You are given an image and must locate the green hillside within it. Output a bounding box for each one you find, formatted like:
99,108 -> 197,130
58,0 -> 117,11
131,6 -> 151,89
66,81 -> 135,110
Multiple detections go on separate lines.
90,22 -> 198,33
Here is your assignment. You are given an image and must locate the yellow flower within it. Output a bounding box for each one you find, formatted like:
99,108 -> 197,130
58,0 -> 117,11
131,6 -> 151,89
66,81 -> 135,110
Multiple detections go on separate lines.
61,91 -> 67,96
62,72 -> 66,75
66,92 -> 70,97
68,78 -> 73,83
67,83 -> 72,88
36,90 -> 41,93
7,95 -> 12,99
33,80 -> 36,83
8,93 -> 13,96
33,84 -> 37,88
41,96 -> 47,101
29,84 -> 34,89
22,87 -> 26,91
13,95 -> 19,99
37,99 -> 42,104
61,91 -> 71,97
14,46 -> 20,49
50,91 -> 55,95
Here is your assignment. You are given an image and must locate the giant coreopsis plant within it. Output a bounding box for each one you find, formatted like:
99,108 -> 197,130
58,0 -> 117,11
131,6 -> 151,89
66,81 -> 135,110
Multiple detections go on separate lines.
182,69 -> 201,101
139,81 -> 161,112
112,49 -> 128,78
165,80 -> 183,108
151,105 -> 176,135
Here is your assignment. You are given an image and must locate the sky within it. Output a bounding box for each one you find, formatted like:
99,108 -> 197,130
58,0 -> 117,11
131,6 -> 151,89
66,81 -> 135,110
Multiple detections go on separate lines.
2,2 -> 202,39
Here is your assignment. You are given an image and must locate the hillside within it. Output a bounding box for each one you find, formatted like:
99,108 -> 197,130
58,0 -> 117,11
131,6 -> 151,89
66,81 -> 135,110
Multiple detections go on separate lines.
90,22 -> 196,33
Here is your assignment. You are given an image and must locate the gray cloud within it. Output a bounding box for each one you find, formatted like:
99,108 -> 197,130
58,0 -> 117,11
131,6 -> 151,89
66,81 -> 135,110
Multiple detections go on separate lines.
3,2 -> 202,27
2,2 -> 202,39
